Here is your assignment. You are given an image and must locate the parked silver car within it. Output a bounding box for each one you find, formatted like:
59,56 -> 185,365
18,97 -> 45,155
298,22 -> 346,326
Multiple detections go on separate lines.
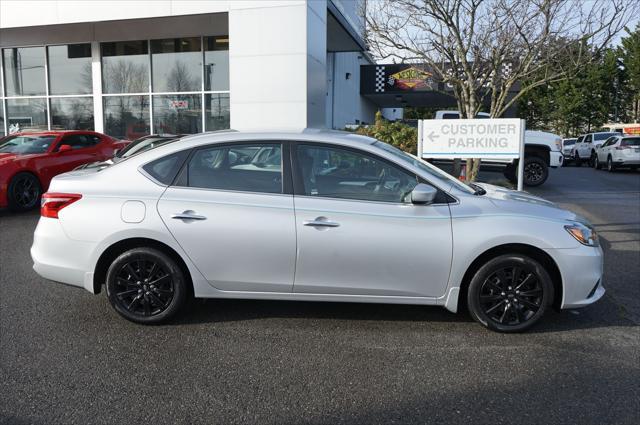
31,130 -> 604,332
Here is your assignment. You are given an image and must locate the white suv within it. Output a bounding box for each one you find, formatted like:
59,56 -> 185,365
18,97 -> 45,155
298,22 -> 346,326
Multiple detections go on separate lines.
594,135 -> 640,171
572,132 -> 619,166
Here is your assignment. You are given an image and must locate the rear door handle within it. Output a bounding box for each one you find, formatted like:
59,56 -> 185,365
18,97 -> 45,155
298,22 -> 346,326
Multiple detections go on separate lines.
303,217 -> 340,228
171,210 -> 207,221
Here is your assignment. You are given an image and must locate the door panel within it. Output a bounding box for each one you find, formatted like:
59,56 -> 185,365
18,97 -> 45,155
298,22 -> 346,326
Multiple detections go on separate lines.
293,197 -> 453,297
158,188 -> 296,292
291,143 -> 453,298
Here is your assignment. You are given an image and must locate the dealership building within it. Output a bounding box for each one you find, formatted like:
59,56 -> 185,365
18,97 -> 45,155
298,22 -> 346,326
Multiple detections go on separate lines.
0,0 -> 379,139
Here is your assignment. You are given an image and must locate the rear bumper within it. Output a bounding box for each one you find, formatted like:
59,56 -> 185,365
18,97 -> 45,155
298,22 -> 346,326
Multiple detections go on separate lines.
31,217 -> 97,293
0,183 -> 7,208
544,245 -> 604,309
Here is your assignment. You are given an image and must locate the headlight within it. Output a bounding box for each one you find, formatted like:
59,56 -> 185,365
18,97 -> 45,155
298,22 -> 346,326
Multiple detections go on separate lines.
564,222 -> 599,246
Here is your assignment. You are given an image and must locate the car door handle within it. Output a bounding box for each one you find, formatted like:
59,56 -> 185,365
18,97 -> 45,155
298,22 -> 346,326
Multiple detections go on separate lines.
303,217 -> 340,228
171,211 -> 207,221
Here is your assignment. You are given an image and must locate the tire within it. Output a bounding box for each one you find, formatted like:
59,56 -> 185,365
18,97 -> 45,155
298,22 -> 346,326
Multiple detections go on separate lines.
594,155 -> 601,170
503,164 -> 516,183
607,156 -> 616,172
590,151 -> 597,168
523,156 -> 548,186
7,172 -> 42,212
467,254 -> 553,333
574,151 -> 582,166
105,247 -> 188,324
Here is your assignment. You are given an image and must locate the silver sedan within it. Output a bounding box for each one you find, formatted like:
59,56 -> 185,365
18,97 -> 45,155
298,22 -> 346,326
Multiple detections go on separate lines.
31,129 -> 604,332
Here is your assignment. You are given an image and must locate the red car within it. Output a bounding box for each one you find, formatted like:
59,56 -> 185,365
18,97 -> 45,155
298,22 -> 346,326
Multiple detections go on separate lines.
0,131 -> 128,211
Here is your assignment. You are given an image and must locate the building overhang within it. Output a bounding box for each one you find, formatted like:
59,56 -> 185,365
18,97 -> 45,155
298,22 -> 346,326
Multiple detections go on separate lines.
327,0 -> 366,52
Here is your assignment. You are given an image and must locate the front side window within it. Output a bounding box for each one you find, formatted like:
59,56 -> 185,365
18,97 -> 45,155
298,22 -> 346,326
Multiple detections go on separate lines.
296,144 -> 418,203
59,134 -> 99,150
186,144 -> 283,194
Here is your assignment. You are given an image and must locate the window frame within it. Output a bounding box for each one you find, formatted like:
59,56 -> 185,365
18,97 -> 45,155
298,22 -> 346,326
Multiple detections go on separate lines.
171,140 -> 293,195
290,141 -> 447,205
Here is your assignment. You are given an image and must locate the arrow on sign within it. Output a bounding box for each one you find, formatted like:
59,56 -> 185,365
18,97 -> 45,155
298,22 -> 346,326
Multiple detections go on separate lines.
425,130 -> 440,143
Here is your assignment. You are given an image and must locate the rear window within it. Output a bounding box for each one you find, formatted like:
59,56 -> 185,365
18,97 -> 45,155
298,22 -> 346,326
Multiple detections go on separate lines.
563,139 -> 576,146
621,137 -> 640,147
141,150 -> 189,185
594,132 -> 617,141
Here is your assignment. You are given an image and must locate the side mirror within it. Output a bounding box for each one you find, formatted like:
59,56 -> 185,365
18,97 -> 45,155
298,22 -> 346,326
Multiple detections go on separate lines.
410,183 -> 437,205
58,144 -> 72,153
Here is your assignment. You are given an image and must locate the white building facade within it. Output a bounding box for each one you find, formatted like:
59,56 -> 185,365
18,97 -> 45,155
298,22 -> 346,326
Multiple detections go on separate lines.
0,0 -> 376,139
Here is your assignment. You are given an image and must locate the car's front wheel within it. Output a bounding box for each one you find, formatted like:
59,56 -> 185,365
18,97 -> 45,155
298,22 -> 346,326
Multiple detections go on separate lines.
467,254 -> 553,333
607,156 -> 616,172
7,172 -> 42,212
105,247 -> 187,324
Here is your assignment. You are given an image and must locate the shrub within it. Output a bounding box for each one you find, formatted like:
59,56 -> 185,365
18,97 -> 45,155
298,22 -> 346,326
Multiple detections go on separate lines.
354,111 -> 417,154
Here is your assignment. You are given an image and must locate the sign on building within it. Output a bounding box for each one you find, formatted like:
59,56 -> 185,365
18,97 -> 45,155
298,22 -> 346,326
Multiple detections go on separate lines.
418,118 -> 526,190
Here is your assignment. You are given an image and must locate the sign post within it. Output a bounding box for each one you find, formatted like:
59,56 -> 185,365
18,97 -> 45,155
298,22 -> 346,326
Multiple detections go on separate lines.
418,118 -> 526,190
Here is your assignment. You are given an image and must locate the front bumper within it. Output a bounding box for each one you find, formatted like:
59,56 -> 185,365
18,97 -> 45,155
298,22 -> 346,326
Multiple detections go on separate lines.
544,244 -> 605,309
31,217 -> 97,293
550,151 -> 563,168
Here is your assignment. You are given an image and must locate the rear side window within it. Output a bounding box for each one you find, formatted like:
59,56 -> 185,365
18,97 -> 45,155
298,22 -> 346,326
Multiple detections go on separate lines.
142,150 -> 189,185
185,143 -> 283,194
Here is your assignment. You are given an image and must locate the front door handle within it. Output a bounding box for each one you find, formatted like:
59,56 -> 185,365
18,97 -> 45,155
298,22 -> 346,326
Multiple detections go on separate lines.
171,210 -> 207,221
303,217 -> 340,228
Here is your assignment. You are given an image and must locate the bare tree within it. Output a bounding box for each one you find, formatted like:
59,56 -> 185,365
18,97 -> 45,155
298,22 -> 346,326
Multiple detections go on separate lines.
366,0 -> 638,180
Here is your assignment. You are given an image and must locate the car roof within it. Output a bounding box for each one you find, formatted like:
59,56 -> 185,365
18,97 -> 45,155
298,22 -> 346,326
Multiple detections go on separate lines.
8,130 -> 100,136
177,128 -> 378,146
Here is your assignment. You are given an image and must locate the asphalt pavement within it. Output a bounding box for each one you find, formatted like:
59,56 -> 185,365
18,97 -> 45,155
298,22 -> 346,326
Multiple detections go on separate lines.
1,165 -> 639,424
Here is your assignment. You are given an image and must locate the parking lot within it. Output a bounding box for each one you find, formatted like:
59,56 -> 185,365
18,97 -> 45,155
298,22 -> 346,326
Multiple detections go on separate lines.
0,166 -> 638,424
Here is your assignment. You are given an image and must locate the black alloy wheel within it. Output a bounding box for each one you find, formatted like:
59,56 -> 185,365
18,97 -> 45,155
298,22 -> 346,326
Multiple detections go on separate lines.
106,247 -> 187,324
468,254 -> 552,332
523,157 -> 548,186
8,172 -> 41,211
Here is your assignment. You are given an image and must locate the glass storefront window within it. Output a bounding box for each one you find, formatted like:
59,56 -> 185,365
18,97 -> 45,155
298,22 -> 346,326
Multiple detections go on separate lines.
204,36 -> 229,91
103,95 -> 150,140
0,104 -> 5,137
6,98 -> 48,133
153,94 -> 202,134
101,41 -> 149,94
151,38 -> 201,92
50,97 -> 94,130
48,44 -> 92,95
3,47 -> 46,96
204,94 -> 230,131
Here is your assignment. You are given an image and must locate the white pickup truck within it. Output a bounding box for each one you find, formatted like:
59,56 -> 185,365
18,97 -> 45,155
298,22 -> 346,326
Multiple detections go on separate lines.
433,111 -> 563,186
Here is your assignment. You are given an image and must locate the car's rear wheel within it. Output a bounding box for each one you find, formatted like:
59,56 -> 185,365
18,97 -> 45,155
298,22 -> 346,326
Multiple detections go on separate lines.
467,254 -> 553,333
7,172 -> 42,212
105,247 -> 187,324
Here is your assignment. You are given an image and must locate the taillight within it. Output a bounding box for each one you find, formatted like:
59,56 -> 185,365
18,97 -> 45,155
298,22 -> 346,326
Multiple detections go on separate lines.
41,193 -> 82,218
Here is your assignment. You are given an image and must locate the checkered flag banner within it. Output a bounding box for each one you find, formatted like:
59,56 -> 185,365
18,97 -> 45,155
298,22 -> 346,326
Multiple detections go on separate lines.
375,66 -> 386,92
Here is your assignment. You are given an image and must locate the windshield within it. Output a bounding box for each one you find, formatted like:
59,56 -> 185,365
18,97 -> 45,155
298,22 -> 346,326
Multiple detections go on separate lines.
0,135 -> 57,154
594,132 -> 617,141
373,141 -> 475,194
621,137 -> 640,147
